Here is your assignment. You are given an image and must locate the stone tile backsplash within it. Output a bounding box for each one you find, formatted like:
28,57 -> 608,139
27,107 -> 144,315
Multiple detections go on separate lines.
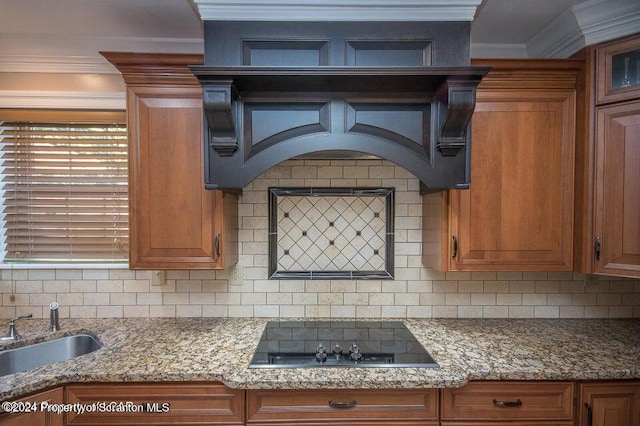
273,188 -> 392,278
1,160 -> 639,319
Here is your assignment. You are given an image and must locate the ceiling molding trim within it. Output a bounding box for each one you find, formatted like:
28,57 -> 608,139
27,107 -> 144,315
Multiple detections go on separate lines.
526,9 -> 584,58
0,55 -> 116,75
192,0 -> 483,21
526,0 -> 640,58
0,90 -> 125,110
0,35 -> 204,74
575,0 -> 640,46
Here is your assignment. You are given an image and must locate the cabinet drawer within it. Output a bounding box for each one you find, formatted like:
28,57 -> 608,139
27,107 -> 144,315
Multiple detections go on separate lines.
65,383 -> 244,425
247,388 -> 438,424
441,381 -> 574,421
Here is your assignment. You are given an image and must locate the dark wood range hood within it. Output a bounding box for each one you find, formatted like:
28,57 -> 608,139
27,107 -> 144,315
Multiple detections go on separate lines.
191,21 -> 490,193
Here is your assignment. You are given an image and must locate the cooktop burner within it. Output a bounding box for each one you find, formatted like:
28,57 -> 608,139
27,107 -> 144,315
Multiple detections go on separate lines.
249,321 -> 438,368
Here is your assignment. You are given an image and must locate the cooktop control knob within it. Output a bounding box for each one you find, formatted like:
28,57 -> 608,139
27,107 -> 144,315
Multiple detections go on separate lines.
315,343 -> 327,363
349,343 -> 362,363
333,344 -> 343,359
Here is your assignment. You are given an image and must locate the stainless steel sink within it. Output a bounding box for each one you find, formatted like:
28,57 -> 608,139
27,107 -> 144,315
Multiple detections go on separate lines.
0,334 -> 101,377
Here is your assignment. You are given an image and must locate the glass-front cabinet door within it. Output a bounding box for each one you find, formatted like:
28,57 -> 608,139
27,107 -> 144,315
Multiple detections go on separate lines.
596,33 -> 640,105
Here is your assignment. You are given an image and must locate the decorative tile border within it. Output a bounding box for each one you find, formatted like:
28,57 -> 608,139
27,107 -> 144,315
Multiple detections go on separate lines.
268,188 -> 394,280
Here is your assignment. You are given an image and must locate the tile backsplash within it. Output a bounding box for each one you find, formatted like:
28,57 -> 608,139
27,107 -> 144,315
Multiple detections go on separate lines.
272,188 -> 392,278
1,160 -> 639,319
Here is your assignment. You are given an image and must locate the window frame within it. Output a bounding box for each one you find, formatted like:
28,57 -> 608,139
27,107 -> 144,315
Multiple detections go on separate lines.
0,109 -> 129,268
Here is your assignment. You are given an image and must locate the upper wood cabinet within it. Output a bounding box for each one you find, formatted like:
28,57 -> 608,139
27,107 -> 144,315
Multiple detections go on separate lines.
593,102 -> 640,277
425,59 -> 580,271
574,33 -> 640,278
102,53 -> 237,269
595,35 -> 640,105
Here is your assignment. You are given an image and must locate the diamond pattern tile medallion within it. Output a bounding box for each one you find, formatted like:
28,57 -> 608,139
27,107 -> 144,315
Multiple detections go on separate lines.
268,188 -> 394,279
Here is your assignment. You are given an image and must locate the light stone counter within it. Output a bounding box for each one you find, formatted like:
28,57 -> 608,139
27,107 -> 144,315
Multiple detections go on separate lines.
1,318 -> 639,401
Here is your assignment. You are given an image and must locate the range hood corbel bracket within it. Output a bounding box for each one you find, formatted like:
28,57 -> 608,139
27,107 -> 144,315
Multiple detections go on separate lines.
434,78 -> 479,157
202,80 -> 238,156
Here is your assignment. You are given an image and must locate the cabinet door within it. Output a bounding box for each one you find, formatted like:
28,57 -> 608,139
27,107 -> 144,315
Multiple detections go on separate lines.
128,86 -> 236,269
448,90 -> 575,271
578,382 -> 640,426
593,101 -> 640,278
66,383 -> 244,425
596,34 -> 640,105
0,387 -> 64,426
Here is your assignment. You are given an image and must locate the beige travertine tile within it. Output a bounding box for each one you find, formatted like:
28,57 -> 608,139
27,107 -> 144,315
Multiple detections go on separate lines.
508,306 -> 534,318
534,306 -> 559,318
151,305 -> 176,317
0,163 -> 638,320
483,306 -> 509,318
97,305 -> 123,318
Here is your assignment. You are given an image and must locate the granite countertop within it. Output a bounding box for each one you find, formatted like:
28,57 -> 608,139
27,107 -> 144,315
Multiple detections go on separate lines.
1,317 -> 639,401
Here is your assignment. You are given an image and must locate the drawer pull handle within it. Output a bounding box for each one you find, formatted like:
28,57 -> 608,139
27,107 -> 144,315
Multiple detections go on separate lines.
214,233 -> 221,260
451,235 -> 458,259
493,398 -> 522,408
328,400 -> 356,409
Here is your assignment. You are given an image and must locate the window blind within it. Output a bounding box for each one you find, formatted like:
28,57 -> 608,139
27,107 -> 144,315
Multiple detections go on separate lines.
0,110 -> 128,263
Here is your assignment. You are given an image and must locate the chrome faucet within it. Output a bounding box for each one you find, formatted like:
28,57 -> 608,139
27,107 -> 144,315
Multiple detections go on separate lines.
49,302 -> 60,332
0,313 -> 33,342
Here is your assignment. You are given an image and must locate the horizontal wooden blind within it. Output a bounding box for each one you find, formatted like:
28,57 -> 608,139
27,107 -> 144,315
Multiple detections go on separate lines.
0,111 -> 128,263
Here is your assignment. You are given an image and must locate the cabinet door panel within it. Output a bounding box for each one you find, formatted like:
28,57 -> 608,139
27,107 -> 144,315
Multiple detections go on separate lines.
128,88 -> 220,269
0,388 -> 64,426
578,382 -> 640,426
450,91 -> 575,270
594,102 -> 640,277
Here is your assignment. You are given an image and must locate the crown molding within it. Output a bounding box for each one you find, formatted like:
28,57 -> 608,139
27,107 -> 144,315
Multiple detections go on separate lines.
192,0 -> 482,21
526,0 -> 640,58
0,55 -> 115,74
0,90 -> 125,110
576,0 -> 640,46
0,35 -> 203,74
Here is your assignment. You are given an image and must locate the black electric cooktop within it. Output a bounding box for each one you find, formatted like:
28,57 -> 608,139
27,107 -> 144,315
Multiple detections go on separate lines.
249,321 -> 438,368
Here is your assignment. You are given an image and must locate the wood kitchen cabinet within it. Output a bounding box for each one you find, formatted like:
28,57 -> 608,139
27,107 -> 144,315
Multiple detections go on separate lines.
440,381 -> 575,425
65,383 -> 245,425
0,387 -> 64,426
425,60 -> 581,271
592,102 -> 640,277
102,53 -> 238,269
577,381 -> 640,426
246,388 -> 439,425
574,34 -> 640,278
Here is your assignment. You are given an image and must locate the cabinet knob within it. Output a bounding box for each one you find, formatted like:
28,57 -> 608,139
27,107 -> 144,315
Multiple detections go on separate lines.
594,236 -> 601,261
